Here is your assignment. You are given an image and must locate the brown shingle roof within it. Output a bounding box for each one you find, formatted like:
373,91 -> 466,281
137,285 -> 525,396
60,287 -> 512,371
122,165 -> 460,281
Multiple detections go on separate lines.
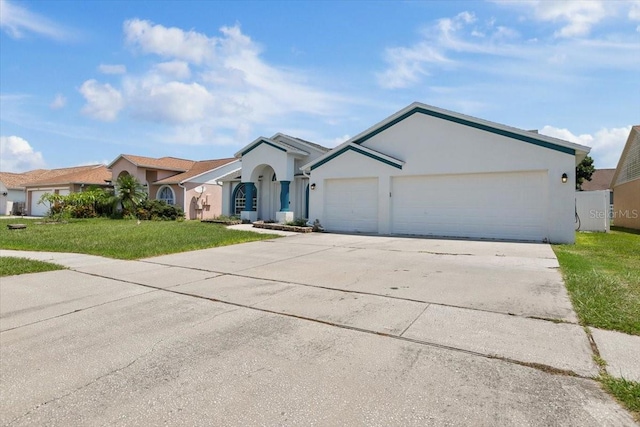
1,165 -> 109,189
0,172 -> 30,189
24,165 -> 111,187
154,158 -> 237,184
119,154 -> 195,171
581,168 -> 616,191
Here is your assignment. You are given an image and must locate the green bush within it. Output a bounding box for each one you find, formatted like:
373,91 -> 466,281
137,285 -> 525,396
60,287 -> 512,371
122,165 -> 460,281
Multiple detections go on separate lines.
136,199 -> 184,221
39,187 -> 116,219
285,218 -> 309,227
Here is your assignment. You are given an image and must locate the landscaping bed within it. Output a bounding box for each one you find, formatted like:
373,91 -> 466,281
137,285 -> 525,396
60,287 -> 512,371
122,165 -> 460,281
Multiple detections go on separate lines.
252,220 -> 313,233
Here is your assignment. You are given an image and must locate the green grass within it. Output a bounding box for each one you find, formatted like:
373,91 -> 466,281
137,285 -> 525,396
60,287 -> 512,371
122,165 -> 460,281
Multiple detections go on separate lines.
0,257 -> 65,277
0,218 -> 278,260
553,228 -> 640,335
599,375 -> 640,420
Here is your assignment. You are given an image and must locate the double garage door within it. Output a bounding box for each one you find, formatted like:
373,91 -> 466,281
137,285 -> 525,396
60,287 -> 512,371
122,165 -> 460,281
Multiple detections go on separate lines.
323,171 -> 547,241
30,189 -> 69,217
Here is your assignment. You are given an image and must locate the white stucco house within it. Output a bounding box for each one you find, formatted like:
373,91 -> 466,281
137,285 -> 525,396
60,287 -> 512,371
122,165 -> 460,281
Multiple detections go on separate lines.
232,103 -> 590,244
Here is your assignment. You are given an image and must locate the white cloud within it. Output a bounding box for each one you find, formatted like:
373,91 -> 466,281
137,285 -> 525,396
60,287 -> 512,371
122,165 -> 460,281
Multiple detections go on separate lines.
49,93 -> 66,110
494,1 -> 637,38
0,135 -> 46,172
124,19 -> 216,64
127,81 -> 214,124
82,20 -> 350,145
0,0 -> 73,40
377,7 -> 640,90
98,64 -> 126,75
79,79 -> 124,122
152,61 -> 191,79
540,125 -> 632,168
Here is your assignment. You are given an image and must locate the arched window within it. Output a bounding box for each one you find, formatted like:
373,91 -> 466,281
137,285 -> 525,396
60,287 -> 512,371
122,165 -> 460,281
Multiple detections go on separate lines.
157,186 -> 175,205
232,183 -> 257,215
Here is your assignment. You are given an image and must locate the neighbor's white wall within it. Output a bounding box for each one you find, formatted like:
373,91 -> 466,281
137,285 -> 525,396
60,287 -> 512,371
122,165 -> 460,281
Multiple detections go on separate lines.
575,190 -> 610,232
0,186 -> 26,215
309,113 -> 578,243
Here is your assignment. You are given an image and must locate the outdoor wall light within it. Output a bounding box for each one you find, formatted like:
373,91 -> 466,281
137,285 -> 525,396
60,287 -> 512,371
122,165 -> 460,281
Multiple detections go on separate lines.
310,183 -> 316,190
561,173 -> 568,184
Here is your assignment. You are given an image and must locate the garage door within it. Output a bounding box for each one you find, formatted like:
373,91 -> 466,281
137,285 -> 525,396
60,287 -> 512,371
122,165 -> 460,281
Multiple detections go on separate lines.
324,178 -> 378,233
30,190 -> 50,217
391,171 -> 547,241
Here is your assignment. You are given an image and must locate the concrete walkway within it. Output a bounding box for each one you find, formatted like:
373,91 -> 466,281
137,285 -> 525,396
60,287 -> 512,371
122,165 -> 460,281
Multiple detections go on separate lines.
1,236 -> 638,425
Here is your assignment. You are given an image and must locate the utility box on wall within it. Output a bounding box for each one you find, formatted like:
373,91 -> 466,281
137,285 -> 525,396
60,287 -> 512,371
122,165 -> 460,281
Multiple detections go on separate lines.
575,190 -> 611,232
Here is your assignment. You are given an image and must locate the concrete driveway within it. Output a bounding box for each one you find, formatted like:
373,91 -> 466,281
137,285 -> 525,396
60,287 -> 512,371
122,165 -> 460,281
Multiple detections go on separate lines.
0,234 -> 636,426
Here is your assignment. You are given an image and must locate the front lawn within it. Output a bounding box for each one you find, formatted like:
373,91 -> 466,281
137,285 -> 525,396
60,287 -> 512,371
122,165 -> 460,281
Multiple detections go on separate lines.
0,257 -> 65,277
0,218 -> 278,260
553,227 -> 640,336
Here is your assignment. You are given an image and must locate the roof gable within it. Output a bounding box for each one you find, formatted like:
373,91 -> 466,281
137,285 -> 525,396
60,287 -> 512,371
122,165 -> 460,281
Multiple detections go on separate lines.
304,143 -> 404,171
235,137 -> 308,158
352,103 -> 588,156
611,126 -> 640,187
303,102 -> 591,173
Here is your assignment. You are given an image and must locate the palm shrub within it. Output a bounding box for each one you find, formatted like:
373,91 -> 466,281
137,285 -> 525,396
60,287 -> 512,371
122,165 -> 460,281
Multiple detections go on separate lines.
115,174 -> 147,215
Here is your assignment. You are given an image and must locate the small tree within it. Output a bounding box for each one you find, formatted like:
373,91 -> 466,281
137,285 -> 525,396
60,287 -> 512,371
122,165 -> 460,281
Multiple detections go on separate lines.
576,155 -> 595,190
116,174 -> 147,214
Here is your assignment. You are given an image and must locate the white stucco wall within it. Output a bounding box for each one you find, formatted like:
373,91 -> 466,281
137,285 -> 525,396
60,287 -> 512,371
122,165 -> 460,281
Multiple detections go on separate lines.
309,113 -> 578,243
241,144 -> 295,183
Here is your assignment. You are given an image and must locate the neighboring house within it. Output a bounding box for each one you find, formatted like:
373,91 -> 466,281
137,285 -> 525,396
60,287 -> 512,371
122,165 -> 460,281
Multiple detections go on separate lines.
272,102 -> 587,244
581,168 -> 615,191
108,154 -> 239,220
24,165 -> 112,216
0,172 -> 30,215
222,133 -> 330,222
611,125 -> 640,230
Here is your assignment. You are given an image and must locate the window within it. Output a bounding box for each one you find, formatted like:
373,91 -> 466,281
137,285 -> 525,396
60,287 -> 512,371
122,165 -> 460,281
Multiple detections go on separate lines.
233,183 -> 257,215
157,186 -> 175,205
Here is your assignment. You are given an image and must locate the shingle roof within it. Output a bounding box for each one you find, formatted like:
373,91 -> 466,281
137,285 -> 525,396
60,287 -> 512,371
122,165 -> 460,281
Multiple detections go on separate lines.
580,169 -> 615,191
1,165 -> 109,189
0,172 -> 30,189
24,165 -> 111,187
119,154 -> 196,171
153,158 -> 237,184
279,134 -> 330,152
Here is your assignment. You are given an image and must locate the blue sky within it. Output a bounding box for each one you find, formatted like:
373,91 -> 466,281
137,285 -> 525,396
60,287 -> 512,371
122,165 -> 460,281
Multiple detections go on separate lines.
1,0 -> 639,173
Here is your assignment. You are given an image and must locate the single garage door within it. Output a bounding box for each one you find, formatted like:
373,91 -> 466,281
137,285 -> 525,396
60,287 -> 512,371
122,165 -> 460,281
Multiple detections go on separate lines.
30,190 -> 50,217
324,178 -> 378,233
391,171 -> 548,241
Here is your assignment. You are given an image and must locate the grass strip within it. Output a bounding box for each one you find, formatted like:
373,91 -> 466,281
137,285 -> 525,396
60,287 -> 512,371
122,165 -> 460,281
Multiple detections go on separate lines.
553,228 -> 640,335
0,257 -> 65,277
599,375 -> 640,420
0,218 -> 278,260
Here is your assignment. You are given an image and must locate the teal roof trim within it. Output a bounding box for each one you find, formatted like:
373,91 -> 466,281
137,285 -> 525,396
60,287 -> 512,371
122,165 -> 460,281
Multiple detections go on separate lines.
310,145 -> 403,171
353,107 -> 576,156
241,139 -> 287,156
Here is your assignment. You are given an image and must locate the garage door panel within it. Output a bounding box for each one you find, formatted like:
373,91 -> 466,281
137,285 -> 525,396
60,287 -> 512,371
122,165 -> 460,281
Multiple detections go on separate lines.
30,191 -> 49,217
391,172 -> 547,241
325,178 -> 378,233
